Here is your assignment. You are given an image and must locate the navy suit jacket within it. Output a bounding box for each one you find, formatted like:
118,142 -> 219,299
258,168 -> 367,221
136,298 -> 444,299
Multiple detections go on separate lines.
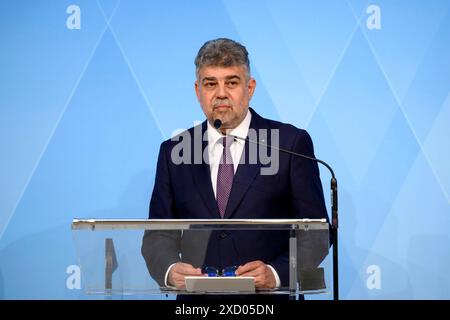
141,108 -> 329,287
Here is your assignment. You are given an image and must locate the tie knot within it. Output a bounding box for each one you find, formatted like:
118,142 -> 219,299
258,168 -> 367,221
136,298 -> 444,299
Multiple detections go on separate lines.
222,136 -> 234,149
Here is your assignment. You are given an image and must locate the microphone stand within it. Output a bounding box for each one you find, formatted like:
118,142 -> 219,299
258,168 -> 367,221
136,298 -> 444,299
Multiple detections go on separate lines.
229,133 -> 339,301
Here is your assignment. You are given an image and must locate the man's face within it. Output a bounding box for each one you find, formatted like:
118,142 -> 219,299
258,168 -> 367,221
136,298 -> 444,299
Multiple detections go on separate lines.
195,65 -> 256,131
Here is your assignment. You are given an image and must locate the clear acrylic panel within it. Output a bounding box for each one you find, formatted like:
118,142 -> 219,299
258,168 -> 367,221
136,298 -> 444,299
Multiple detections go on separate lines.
71,219 -> 331,297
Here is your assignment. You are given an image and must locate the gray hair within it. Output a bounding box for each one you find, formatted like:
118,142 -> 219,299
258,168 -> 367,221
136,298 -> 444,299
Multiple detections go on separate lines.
194,38 -> 251,80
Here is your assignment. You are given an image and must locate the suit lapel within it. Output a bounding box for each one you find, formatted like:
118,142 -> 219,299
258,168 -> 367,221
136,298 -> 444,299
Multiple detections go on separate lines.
223,157 -> 260,218
224,109 -> 267,218
190,121 -> 221,218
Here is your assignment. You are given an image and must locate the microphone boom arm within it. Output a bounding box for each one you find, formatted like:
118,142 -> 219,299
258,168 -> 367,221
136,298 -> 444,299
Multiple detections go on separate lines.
229,133 -> 340,300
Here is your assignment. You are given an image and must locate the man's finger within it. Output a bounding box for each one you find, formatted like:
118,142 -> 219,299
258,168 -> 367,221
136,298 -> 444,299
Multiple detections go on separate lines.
168,263 -> 202,287
238,268 -> 261,278
173,263 -> 202,276
235,261 -> 264,275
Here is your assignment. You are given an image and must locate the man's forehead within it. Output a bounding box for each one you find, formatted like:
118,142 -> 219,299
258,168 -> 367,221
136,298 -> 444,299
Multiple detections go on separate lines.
198,65 -> 246,79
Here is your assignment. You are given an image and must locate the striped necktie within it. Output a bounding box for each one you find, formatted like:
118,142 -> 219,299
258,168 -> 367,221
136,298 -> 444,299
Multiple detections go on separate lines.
216,136 -> 234,218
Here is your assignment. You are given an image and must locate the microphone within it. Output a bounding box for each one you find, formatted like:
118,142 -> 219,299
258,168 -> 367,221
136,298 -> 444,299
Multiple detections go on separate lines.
213,118 -> 339,300
213,119 -> 222,130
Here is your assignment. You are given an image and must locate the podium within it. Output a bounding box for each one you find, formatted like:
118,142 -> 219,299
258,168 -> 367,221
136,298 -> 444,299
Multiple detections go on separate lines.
71,219 -> 331,299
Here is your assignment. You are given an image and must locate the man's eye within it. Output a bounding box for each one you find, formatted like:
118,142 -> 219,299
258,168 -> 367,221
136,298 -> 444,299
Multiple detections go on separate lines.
227,81 -> 238,87
204,82 -> 216,88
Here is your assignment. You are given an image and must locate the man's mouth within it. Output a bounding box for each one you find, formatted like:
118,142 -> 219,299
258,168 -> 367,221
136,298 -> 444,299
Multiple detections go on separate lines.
214,105 -> 231,110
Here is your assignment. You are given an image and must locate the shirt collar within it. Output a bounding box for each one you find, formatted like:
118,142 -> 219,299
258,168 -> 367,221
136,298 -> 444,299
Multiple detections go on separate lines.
207,108 -> 252,147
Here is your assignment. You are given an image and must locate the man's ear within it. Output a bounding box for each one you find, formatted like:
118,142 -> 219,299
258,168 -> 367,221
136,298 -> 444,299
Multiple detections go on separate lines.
195,80 -> 201,101
248,78 -> 256,100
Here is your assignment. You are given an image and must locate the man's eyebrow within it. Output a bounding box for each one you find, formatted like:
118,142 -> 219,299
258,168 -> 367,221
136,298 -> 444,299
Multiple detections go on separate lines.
225,75 -> 241,81
201,75 -> 241,83
202,77 -> 217,83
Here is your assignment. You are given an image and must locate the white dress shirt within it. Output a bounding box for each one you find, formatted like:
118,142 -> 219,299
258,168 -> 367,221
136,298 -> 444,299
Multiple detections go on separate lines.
206,109 -> 252,198
165,109 -> 280,288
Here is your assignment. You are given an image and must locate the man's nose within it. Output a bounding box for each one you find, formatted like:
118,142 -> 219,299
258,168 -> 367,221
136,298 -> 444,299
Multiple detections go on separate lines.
216,82 -> 228,98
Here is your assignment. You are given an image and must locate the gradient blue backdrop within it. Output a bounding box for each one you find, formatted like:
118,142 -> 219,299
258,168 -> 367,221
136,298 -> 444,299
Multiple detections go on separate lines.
1,0 -> 449,299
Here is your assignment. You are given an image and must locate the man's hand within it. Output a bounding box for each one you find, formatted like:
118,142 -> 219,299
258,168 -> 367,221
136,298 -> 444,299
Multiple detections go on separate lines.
235,260 -> 276,289
168,262 -> 202,289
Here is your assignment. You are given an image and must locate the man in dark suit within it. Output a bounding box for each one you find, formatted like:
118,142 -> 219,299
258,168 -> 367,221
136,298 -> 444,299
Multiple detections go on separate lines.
141,38 -> 329,293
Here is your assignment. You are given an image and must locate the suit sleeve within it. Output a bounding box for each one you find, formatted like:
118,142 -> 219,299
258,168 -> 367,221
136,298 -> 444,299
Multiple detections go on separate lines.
141,141 -> 181,286
268,129 -> 330,286
290,129 -> 328,220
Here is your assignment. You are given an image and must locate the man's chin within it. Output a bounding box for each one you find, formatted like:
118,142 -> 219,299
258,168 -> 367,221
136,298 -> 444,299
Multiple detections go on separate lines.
211,111 -> 233,123
218,121 -> 239,132
213,108 -> 232,117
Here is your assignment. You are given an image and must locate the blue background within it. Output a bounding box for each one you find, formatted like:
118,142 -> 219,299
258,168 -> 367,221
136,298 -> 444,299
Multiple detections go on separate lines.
1,0 -> 449,299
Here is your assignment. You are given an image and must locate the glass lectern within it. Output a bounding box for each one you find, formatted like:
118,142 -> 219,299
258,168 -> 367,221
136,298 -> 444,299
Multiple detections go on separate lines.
71,219 -> 331,299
